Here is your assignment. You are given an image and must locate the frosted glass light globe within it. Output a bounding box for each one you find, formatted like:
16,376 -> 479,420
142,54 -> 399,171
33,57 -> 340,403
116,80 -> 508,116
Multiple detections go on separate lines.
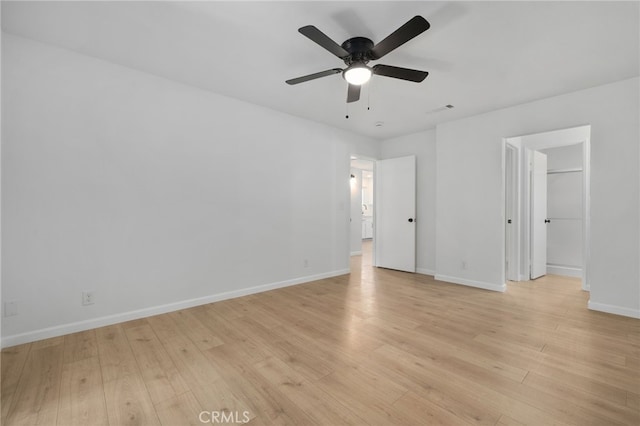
343,65 -> 372,85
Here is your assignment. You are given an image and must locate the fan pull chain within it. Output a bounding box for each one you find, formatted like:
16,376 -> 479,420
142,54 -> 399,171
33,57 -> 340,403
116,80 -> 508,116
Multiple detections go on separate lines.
367,80 -> 372,111
345,102 -> 349,119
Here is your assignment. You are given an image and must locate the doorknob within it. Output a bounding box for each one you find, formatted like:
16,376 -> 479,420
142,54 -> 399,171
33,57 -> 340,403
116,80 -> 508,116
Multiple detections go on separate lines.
408,218 -> 414,223
544,219 -> 551,223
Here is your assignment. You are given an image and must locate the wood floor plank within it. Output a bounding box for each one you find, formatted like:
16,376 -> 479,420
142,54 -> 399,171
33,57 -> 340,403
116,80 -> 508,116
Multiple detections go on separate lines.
392,390 -> 476,425
62,329 -> 98,364
205,297 -> 253,321
95,324 -> 139,383
627,391 -> 640,411
1,343 -> 31,422
359,319 -> 530,384
189,306 -> 273,364
267,325 -> 357,379
4,344 -> 64,425
626,354 -> 640,371
154,391 -> 204,426
124,324 -> 190,405
144,314 -> 184,343
496,414 -> 527,425
258,327 -> 335,380
437,352 -> 622,425
188,376 -> 256,425
167,309 -> 224,351
532,346 -> 640,393
313,369 -> 418,425
158,334 -> 262,423
474,332 -> 629,406
231,317 -> 334,381
29,336 -> 64,350
204,344 -> 313,425
120,318 -> 150,330
523,370 -> 639,425
103,371 -> 160,426
1,343 -> 30,394
1,393 -> 16,426
56,357 -> 108,426
255,298 -> 383,355
252,356 -> 366,425
154,333 -> 222,389
369,344 -> 507,426
550,325 -> 640,359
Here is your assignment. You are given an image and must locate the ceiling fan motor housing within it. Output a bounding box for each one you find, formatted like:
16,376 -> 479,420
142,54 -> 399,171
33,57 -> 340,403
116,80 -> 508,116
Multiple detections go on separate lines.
341,37 -> 374,65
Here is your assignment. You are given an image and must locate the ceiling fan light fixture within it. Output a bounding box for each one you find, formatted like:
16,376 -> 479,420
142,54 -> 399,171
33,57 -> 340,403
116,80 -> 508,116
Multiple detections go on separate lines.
343,63 -> 372,85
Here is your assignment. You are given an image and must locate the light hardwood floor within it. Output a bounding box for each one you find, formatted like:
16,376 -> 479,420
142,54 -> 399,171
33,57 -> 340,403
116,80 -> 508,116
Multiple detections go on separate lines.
2,241 -> 639,425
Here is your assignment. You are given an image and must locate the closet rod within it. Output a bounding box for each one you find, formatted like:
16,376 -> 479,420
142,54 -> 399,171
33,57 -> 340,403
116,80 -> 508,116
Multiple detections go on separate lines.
547,167 -> 583,174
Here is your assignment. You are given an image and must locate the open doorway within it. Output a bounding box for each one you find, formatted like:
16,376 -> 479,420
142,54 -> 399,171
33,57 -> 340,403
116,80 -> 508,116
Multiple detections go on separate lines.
503,125 -> 591,291
350,157 -> 375,266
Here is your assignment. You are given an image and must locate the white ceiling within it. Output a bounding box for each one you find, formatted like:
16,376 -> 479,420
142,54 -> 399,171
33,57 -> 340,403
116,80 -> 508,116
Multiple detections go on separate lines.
2,1 -> 638,140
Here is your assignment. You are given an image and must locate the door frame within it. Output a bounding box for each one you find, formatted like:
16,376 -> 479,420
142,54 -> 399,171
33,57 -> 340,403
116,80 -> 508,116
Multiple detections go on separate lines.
349,155 -> 377,265
502,125 -> 591,290
504,142 -> 520,281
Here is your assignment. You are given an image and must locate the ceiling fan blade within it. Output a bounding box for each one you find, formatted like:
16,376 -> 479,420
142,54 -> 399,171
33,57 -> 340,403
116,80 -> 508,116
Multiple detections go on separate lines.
372,64 -> 429,82
370,16 -> 430,60
347,84 -> 361,103
299,25 -> 350,59
286,68 -> 343,85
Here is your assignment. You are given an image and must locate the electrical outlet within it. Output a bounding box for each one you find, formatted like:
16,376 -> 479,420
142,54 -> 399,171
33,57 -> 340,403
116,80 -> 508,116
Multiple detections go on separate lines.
82,291 -> 95,306
303,259 -> 309,268
4,300 -> 18,317
461,261 -> 467,270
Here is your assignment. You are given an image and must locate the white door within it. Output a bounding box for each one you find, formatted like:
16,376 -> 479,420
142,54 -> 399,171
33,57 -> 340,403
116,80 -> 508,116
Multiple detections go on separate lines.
375,156 -> 416,272
530,150 -> 548,279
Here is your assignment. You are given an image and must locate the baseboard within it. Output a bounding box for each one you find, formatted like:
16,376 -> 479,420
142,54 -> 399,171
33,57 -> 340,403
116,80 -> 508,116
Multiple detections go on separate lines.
416,268 -> 436,276
547,264 -> 582,278
435,274 -> 506,293
587,300 -> 640,319
1,268 -> 350,348
350,251 -> 362,256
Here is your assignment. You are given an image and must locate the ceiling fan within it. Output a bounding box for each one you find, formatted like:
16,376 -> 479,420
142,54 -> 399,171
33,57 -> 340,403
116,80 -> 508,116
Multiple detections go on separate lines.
286,16 -> 430,103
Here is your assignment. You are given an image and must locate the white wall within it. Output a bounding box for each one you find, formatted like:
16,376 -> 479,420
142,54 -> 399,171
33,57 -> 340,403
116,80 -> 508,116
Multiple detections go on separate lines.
380,129 -> 436,275
543,144 -> 583,170
1,34 -> 377,346
436,77 -> 639,317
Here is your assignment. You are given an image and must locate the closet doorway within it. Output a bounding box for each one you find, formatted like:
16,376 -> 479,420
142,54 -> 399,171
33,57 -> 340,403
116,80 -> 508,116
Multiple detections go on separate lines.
503,125 -> 591,291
